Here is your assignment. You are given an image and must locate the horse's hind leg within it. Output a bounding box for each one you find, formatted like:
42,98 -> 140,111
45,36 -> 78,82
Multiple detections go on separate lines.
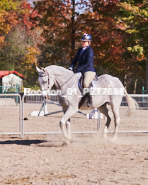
98,103 -> 112,139
110,102 -> 121,142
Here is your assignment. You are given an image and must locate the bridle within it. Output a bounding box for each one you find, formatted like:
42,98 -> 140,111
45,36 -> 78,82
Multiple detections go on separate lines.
39,72 -> 50,91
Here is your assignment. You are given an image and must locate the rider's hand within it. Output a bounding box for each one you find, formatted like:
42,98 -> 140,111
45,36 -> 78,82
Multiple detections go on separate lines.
69,67 -> 73,71
73,69 -> 78,73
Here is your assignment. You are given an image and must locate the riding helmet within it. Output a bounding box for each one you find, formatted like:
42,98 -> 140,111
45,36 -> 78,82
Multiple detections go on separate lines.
81,33 -> 92,41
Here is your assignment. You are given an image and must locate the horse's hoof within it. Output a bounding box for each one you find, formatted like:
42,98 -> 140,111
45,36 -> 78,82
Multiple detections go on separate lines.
69,137 -> 73,143
109,137 -> 116,142
103,134 -> 107,140
62,141 -> 69,146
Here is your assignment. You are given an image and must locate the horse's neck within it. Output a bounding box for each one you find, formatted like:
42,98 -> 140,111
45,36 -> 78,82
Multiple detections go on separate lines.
55,73 -> 79,89
47,66 -> 76,88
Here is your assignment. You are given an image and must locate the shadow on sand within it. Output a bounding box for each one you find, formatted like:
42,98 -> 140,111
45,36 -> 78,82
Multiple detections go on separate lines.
0,139 -> 66,147
0,139 -> 46,146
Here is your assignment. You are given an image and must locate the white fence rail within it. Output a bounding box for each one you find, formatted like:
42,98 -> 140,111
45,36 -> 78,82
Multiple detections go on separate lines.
0,94 -> 22,137
0,94 -> 148,138
121,94 -> 148,108
21,95 -> 100,137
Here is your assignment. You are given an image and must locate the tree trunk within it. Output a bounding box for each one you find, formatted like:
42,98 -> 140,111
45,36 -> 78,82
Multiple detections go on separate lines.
122,71 -> 127,89
133,79 -> 137,94
146,49 -> 148,90
71,0 -> 75,62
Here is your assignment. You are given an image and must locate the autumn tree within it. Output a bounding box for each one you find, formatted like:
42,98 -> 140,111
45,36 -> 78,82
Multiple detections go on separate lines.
0,0 -> 144,91
0,0 -> 41,87
0,0 -> 20,70
0,0 -> 19,46
32,0 -> 90,68
79,0 -> 146,93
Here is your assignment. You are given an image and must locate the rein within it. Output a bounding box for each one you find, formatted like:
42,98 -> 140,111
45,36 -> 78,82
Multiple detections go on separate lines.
59,73 -> 75,88
39,72 -> 75,90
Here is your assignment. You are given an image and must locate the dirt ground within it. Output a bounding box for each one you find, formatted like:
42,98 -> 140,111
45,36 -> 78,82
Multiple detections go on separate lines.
0,103 -> 148,185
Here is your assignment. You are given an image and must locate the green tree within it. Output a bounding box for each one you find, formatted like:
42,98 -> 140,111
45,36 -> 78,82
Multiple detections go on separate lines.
116,0 -> 148,90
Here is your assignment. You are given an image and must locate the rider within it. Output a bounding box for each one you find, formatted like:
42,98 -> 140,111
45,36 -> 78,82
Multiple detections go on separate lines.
69,33 -> 96,107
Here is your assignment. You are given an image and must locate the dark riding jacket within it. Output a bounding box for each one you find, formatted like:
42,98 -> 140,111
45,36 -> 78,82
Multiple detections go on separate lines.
69,46 -> 96,73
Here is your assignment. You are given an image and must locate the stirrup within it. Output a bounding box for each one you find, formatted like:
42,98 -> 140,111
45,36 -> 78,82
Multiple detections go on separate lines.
87,101 -> 93,107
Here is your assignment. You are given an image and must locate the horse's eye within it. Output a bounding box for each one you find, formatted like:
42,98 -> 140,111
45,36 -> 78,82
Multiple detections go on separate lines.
43,80 -> 47,83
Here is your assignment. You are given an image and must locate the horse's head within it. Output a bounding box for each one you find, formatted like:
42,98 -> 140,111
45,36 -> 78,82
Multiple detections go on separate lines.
36,66 -> 54,98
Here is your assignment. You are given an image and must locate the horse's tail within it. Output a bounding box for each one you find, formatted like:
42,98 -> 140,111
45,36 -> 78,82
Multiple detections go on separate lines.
124,88 -> 139,116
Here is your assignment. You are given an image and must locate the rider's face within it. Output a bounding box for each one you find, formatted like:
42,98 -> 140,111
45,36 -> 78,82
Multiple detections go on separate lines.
81,41 -> 90,48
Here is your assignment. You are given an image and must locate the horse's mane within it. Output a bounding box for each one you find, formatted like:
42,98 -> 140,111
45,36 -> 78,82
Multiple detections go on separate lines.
45,65 -> 73,76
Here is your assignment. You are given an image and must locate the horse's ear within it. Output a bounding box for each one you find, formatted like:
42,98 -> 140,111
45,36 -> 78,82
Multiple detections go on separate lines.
36,66 -> 41,73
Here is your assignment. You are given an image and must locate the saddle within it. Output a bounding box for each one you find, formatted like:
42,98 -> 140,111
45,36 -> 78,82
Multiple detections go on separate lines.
78,73 -> 98,92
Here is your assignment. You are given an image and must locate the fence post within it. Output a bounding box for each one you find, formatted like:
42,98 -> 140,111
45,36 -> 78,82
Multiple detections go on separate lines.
21,95 -> 25,138
5,86 -> 7,98
97,109 -> 101,131
16,83 -> 18,105
142,86 -> 144,103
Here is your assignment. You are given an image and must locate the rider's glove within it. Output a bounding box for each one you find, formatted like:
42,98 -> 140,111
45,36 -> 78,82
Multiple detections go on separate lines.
73,69 -> 78,73
69,67 -> 73,71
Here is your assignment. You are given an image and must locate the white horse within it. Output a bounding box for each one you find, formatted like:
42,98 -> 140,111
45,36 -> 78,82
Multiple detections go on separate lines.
36,65 -> 138,144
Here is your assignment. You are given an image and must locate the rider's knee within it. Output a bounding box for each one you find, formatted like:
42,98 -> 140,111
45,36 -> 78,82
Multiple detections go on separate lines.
83,81 -> 88,88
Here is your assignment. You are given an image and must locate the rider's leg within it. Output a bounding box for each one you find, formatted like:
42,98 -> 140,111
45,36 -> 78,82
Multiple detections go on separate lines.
83,71 -> 96,88
83,71 -> 96,107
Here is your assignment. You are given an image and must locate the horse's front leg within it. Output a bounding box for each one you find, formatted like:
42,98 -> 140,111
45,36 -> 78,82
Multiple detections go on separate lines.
60,107 -> 76,144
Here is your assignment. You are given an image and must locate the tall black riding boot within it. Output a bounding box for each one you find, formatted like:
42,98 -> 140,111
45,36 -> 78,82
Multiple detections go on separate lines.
86,92 -> 93,107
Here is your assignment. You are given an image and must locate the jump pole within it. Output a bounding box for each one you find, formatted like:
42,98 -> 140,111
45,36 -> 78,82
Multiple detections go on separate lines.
38,103 -> 44,116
